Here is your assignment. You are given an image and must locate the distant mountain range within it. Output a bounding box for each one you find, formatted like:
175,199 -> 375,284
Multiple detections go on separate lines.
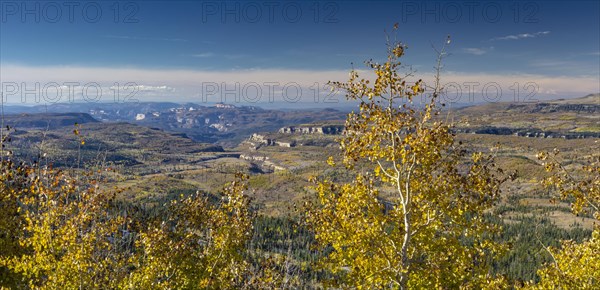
2,94 -> 598,146
2,112 -> 98,129
2,102 -> 347,146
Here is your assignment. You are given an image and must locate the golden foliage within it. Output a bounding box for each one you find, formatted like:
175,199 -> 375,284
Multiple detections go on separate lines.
0,160 -> 257,289
531,151 -> 600,288
1,161 -> 130,289
126,173 -> 254,289
305,36 -> 509,289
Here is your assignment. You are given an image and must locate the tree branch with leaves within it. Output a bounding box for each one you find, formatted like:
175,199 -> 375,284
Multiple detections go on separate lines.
306,30 -> 509,289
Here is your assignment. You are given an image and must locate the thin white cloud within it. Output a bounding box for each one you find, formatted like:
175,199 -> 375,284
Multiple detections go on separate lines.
188,53 -> 246,59
490,31 -> 550,41
529,60 -> 575,67
223,54 -> 247,60
134,85 -> 175,92
463,48 -> 487,55
104,35 -> 188,42
191,53 -> 215,58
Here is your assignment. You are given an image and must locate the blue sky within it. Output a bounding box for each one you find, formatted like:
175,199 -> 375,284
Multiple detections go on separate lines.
1,1 -> 599,106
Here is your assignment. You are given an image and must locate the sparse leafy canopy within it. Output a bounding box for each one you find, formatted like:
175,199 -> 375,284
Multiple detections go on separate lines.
126,173 -> 254,289
0,160 -> 258,289
532,151 -> 599,288
1,161 -> 131,289
306,33 -> 508,289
